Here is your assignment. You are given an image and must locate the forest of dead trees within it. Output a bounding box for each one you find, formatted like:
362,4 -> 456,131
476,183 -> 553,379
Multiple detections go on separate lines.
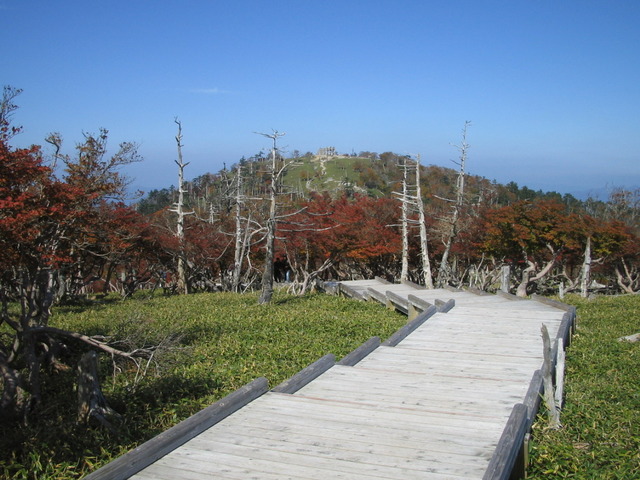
1,85 -> 639,421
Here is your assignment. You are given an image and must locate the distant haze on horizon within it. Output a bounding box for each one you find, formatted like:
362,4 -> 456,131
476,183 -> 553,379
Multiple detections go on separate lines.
2,1 -> 638,200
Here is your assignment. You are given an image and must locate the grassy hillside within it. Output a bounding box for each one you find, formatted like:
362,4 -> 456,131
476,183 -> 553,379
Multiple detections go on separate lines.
283,155 -> 384,196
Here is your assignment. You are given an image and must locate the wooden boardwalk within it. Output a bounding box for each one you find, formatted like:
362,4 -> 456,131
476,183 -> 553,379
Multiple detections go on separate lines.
87,279 -> 574,480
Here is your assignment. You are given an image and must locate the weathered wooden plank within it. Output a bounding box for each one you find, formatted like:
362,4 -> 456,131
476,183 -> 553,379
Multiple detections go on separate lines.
337,336 -> 381,366
294,383 -> 526,417
522,369 -> 543,430
132,456 -> 301,480
355,357 -> 538,381
338,282 -> 368,300
482,403 -> 529,480
396,338 -> 548,356
233,392 -> 505,439
495,290 -> 527,302
381,305 -> 438,346
413,313 -> 563,328
386,290 -> 409,314
436,298 -> 456,312
531,294 -> 575,311
182,439 -> 488,479
367,286 -> 388,304
272,354 -> 335,394
139,449 -> 381,480
356,357 -> 541,380
176,436 -> 485,480
407,293 -> 433,311
395,340 -> 546,359
87,377 -> 269,480
400,279 -> 426,289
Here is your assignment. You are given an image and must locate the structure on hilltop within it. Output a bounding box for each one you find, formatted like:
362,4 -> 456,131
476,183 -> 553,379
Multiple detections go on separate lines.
317,146 -> 337,157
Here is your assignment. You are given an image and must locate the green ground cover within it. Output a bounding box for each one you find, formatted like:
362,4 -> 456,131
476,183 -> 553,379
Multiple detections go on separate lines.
529,295 -> 640,479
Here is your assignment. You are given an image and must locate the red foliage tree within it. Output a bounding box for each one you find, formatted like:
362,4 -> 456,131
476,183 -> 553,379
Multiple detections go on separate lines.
0,88 -> 154,421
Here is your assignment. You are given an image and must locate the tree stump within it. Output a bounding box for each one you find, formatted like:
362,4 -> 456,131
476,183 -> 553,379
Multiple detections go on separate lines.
77,351 -> 121,432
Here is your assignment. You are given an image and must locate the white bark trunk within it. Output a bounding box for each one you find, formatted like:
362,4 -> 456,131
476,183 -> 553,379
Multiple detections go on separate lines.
580,236 -> 592,298
415,155 -> 434,288
400,160 -> 409,282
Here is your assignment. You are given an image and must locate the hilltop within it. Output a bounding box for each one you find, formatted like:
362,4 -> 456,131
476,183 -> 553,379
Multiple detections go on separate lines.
137,151 -> 582,215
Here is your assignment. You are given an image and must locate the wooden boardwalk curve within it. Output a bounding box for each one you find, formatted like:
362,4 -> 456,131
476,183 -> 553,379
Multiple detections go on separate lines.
86,279 -> 575,480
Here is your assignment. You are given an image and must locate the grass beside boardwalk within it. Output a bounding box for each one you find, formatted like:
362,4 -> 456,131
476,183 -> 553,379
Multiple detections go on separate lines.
528,294 -> 640,479
0,290 -> 406,480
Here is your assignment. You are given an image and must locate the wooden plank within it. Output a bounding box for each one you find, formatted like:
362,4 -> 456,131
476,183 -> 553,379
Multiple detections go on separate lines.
395,339 -> 546,358
206,412 -> 500,464
496,291 -> 526,301
294,383 -> 526,418
381,305 -> 438,346
144,449 -> 480,480
272,354 -> 335,394
354,354 -> 538,379
338,282 -> 368,300
338,336 -> 380,366
407,293 -> 433,311
401,279 -> 426,289
386,290 -> 409,314
180,439 -> 488,479
367,286 -> 388,304
246,392 -> 505,437
531,294 -> 576,312
356,355 -> 541,380
482,403 -> 529,480
86,377 -> 269,480
436,298 -> 456,312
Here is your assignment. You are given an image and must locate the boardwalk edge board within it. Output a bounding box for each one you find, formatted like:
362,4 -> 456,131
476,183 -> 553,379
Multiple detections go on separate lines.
272,353 -> 336,394
337,336 -> 381,366
435,298 -> 456,312
83,376 -> 269,480
338,282 -> 368,300
381,304 -> 438,347
482,403 -> 529,480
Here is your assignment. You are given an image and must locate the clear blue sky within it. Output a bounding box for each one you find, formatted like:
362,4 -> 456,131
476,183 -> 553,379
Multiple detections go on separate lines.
3,0 -> 639,198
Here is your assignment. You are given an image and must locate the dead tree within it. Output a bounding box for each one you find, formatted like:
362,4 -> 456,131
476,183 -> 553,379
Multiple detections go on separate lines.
436,121 -> 471,287
231,165 -> 245,292
580,236 -> 592,298
256,130 -> 287,304
228,165 -> 265,293
400,158 -> 410,281
393,155 -> 434,287
169,119 -> 194,294
415,154 -> 434,288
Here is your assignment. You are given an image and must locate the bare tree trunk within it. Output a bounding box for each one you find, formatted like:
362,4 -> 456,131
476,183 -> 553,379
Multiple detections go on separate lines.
232,166 -> 244,293
171,118 -> 191,295
581,236 -> 592,298
516,248 -> 558,297
614,259 -> 639,293
400,159 -> 409,282
415,154 -> 434,288
436,121 -> 470,287
257,130 -> 286,305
